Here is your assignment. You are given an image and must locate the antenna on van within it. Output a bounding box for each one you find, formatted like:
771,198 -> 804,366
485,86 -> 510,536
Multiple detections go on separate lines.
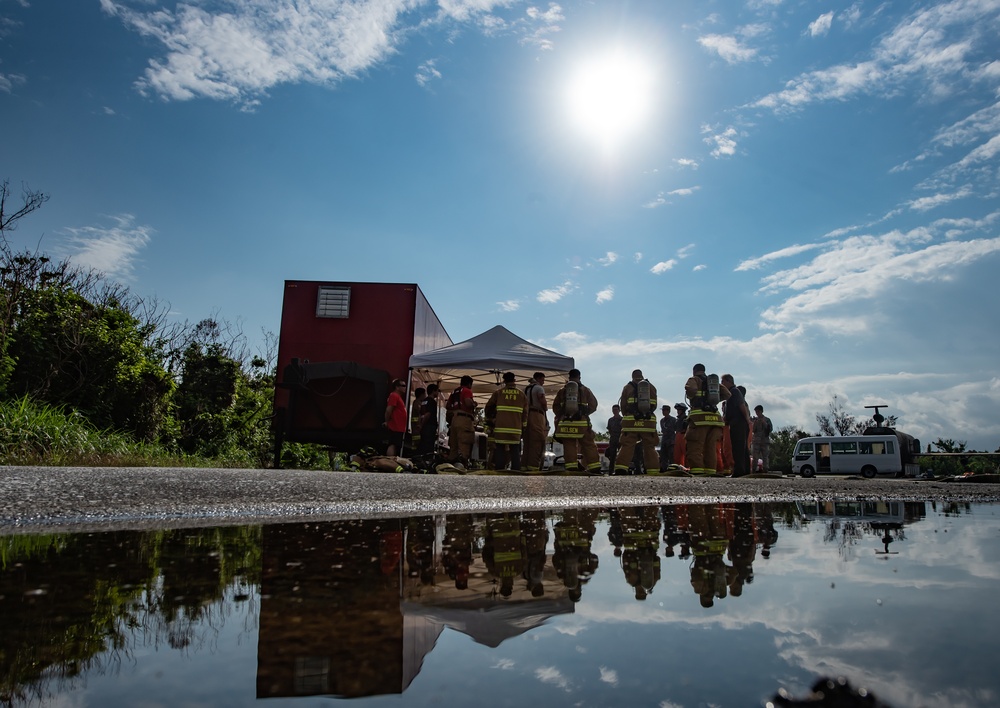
864,404 -> 888,426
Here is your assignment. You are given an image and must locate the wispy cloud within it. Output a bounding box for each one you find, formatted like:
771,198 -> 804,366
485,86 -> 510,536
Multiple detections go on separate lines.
595,286 -> 614,303
100,0 -> 527,105
416,59 -> 442,87
497,299 -> 520,311
808,12 -> 834,37
677,243 -> 696,259
907,185 -> 973,212
674,157 -> 699,169
59,214 -> 153,281
758,220 -> 1000,334
752,0 -> 1000,113
736,242 -> 826,271
697,34 -> 759,64
537,281 -> 574,303
596,251 -> 618,266
522,2 -> 564,51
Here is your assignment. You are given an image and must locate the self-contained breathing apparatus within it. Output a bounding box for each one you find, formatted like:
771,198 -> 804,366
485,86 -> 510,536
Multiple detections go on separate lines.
563,380 -> 580,419
694,373 -> 721,412
632,379 -> 653,419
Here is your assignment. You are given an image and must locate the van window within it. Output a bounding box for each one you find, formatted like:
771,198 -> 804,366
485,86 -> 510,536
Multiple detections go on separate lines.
860,441 -> 887,454
831,441 -> 857,455
797,442 -> 814,454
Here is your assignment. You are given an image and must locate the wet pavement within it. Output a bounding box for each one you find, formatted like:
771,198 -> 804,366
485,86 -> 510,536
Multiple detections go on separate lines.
3,465 -> 1000,534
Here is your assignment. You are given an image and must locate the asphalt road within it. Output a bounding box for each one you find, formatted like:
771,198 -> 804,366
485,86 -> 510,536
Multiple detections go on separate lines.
3,465 -> 1000,535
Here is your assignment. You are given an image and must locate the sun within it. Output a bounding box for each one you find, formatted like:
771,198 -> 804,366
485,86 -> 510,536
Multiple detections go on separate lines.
565,49 -> 655,152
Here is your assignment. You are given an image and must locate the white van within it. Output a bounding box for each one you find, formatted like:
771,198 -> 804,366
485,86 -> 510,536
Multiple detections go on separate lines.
791,435 -> 904,478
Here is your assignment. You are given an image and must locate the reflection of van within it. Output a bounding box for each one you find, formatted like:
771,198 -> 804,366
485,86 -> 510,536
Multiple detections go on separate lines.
792,435 -> 904,478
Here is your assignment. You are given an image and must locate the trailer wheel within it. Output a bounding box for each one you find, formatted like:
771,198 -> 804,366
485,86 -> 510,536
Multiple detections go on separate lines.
861,465 -> 877,479
800,465 -> 815,478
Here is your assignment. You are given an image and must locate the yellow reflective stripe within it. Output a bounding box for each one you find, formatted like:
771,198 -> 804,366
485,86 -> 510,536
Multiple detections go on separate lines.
493,427 -> 523,435
496,405 -> 525,413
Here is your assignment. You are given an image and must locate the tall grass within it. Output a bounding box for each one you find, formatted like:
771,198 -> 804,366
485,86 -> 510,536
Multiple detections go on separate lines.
0,396 -> 254,467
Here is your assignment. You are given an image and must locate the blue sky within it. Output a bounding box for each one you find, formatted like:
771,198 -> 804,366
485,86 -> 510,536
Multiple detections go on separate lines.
2,0 -> 999,450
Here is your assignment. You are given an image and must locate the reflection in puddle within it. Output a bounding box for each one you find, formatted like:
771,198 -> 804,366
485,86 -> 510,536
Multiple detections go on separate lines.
2,501 -> 998,707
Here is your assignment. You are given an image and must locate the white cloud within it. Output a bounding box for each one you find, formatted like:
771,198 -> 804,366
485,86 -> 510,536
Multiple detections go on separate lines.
595,286 -> 614,304
703,125 -> 739,158
752,0 -> 1000,113
735,242 -> 826,271
100,0 -> 520,105
634,252 -> 643,262
415,59 -> 442,86
650,259 -> 677,274
674,158 -> 699,169
522,3 -> 564,50
537,281 -> 574,303
497,299 -> 520,311
697,34 -> 759,64
599,666 -> 618,686
669,186 -> 699,196
677,243 -> 696,259
693,264 -> 707,271
808,12 -> 834,37
907,185 -> 973,212
596,251 -> 618,266
59,214 -> 153,281
0,72 -> 26,93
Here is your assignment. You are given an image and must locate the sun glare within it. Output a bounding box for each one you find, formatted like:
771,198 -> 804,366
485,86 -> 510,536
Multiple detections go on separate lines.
565,49 -> 655,152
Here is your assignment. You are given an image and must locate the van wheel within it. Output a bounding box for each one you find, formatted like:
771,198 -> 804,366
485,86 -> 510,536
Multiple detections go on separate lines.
800,465 -> 815,478
861,465 -> 877,479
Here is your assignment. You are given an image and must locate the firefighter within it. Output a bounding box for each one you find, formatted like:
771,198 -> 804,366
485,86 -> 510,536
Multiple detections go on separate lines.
521,372 -> 548,471
409,387 -> 426,455
484,372 -> 528,471
614,369 -> 660,475
683,364 -> 731,475
552,368 -> 601,475
446,375 -> 477,464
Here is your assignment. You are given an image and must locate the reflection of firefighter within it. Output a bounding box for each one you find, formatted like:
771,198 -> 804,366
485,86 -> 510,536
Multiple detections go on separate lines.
442,513 -> 475,590
615,369 -> 660,475
688,503 -> 736,608
521,511 -> 549,597
552,509 -> 599,603
552,369 -> 601,474
406,516 -> 437,586
482,514 -> 523,598
619,506 -> 662,600
727,503 -> 757,597
661,503 -> 692,559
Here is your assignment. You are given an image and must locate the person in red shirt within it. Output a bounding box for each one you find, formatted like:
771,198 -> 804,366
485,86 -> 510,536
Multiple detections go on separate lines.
384,379 -> 408,456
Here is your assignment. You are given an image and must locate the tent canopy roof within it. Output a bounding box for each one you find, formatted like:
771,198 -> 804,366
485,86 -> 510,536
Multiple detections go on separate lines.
408,325 -> 574,401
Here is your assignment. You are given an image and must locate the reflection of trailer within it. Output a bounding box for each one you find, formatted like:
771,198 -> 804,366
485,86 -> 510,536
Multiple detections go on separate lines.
272,281 -> 451,466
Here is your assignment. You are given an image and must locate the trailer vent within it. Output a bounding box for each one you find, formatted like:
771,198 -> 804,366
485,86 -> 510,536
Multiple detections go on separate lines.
316,286 -> 351,318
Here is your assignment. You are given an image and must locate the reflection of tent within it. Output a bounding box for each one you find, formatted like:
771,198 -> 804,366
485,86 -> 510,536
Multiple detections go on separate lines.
408,325 -> 575,402
402,597 -> 575,648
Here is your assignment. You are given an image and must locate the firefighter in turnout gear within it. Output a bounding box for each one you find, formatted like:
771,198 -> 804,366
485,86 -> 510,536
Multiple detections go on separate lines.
484,372 -> 528,471
614,369 -> 660,475
552,368 -> 601,474
683,364 -> 731,475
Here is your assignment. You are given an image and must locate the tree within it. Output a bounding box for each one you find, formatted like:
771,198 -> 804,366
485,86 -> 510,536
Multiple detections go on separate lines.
815,395 -> 856,436
0,179 -> 48,239
769,425 -> 811,473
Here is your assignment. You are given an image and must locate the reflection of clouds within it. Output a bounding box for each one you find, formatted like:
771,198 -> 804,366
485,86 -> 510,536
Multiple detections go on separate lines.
492,658 -> 515,670
567,507 -> 1000,706
535,665 -> 571,691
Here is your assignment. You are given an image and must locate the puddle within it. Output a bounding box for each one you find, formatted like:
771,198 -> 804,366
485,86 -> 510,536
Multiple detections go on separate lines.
2,501 -> 998,707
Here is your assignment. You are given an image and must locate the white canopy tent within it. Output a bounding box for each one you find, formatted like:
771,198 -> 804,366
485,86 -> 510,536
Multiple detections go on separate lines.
408,325 -> 574,404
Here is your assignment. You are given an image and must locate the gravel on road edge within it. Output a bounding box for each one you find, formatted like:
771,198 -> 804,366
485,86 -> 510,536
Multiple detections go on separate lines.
3,465 -> 1000,535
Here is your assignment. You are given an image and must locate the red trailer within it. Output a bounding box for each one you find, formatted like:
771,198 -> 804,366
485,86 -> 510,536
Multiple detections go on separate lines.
273,281 -> 451,466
